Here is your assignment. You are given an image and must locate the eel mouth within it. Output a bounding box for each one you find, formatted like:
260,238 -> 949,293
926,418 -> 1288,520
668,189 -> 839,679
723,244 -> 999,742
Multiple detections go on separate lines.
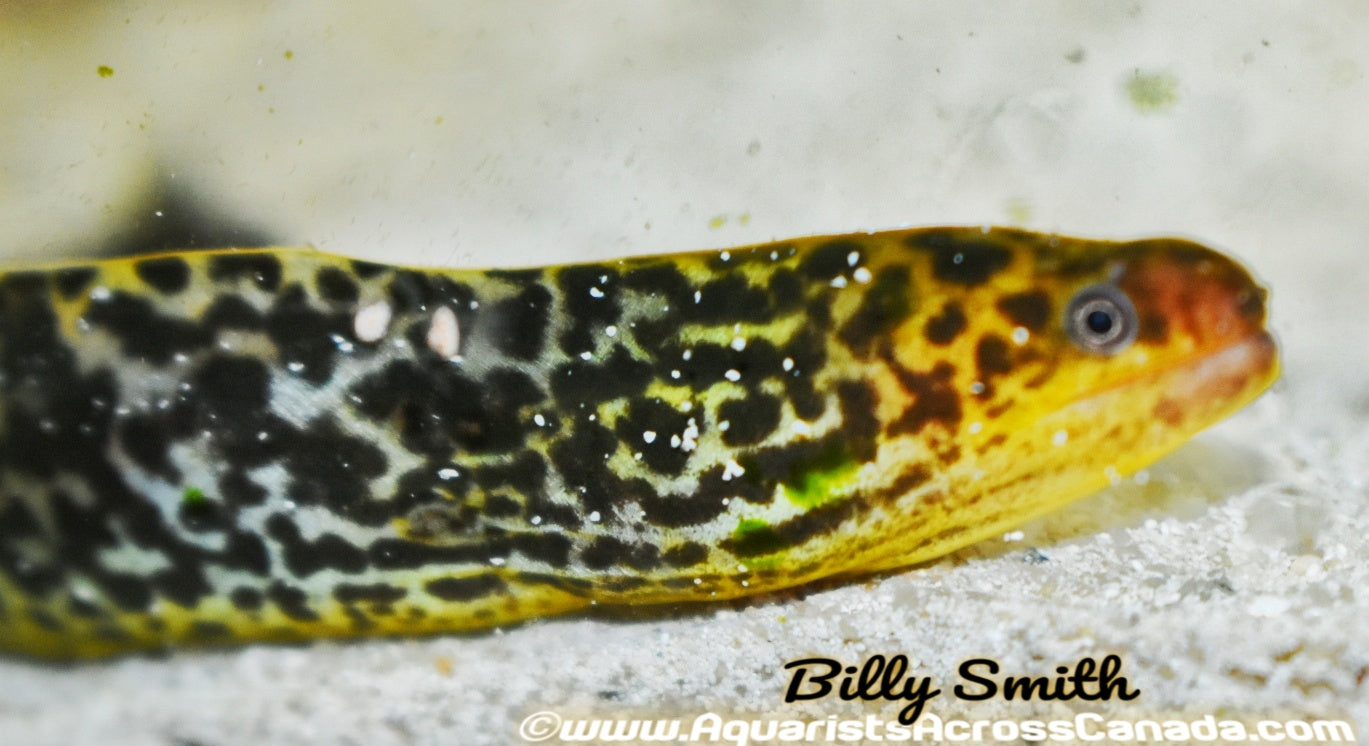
1147,329 -> 1280,430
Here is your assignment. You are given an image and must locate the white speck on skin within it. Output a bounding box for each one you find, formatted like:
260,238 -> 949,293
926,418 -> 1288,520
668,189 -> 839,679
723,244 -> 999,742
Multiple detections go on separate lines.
682,349 -> 693,361
490,557 -> 506,566
90,286 -> 111,302
1002,531 -> 1025,541
670,370 -> 681,379
730,337 -> 746,351
589,287 -> 605,298
680,401 -> 693,412
1012,327 -> 1030,345
1134,469 -> 1150,485
853,267 -> 872,283
791,420 -> 812,436
1053,429 -> 1068,446
680,418 -> 699,451
530,515 -> 542,525
588,511 -> 601,523
670,434 -> 682,448
353,300 -> 393,342
968,421 -> 982,434
970,381 -> 985,395
770,251 -> 779,260
830,276 -> 848,288
782,357 -> 794,371
643,430 -> 657,443
286,361 -> 305,373
720,251 -> 730,262
721,459 -> 745,481
426,306 -> 461,358
605,325 -> 618,337
533,413 -> 546,427
847,251 -> 860,266
438,468 -> 460,480
693,290 -> 702,304
718,420 -> 731,431
724,369 -> 742,382
579,351 -> 593,360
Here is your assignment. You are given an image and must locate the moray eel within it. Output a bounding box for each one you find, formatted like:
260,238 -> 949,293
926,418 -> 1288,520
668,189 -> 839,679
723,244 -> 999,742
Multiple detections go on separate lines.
0,226 -> 1277,659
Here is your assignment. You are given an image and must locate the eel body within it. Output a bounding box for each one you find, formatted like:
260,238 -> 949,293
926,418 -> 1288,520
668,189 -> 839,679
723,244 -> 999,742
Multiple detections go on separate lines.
0,227 -> 1278,659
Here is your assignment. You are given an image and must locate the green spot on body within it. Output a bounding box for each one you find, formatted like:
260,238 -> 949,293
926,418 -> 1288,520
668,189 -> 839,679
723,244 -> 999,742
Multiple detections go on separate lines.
182,486 -> 208,506
732,518 -> 788,560
96,65 -> 114,78
709,215 -> 727,229
780,441 -> 860,510
1126,70 -> 1179,113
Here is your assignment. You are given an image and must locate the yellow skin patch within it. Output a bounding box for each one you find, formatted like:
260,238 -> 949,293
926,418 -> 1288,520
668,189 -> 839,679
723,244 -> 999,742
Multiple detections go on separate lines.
0,227 -> 1277,659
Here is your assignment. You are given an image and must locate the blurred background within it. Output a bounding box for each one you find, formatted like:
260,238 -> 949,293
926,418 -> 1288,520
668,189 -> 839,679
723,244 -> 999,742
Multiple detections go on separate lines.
1,2 -> 1366,744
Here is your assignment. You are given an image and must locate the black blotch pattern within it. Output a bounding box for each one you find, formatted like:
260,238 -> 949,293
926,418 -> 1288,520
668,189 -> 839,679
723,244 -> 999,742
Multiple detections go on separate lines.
334,583 -> 407,605
83,291 -> 213,365
837,381 -> 881,461
350,260 -> 388,279
54,267 -> 98,300
908,232 -> 1013,286
266,581 -> 318,621
135,257 -> 192,295
800,239 -> 860,280
208,254 -> 283,292
266,513 -> 368,577
280,418 -> 388,512
924,302 -> 967,346
119,415 -> 181,482
315,266 -> 360,306
221,531 -> 271,575
229,587 -> 264,611
975,335 -> 1014,394
550,344 -> 653,408
350,360 -> 543,462
888,359 -> 962,435
661,542 -> 708,568
490,284 -> 552,361
622,264 -> 694,310
997,291 -> 1052,332
767,268 -> 805,312
548,417 -> 632,516
150,563 -> 212,608
425,575 -> 506,602
839,265 -> 912,357
717,393 -> 782,446
177,496 -> 228,533
580,536 -> 660,571
369,538 -> 497,569
556,265 -> 621,356
614,398 -> 693,476
687,274 -> 770,324
727,500 -> 858,558
264,284 -> 353,384
512,533 -> 572,567
202,294 -> 264,331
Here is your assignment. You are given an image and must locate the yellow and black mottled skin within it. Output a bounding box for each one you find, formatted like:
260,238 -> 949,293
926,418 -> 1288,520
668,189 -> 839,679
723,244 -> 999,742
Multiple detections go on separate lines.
0,227 -> 1278,659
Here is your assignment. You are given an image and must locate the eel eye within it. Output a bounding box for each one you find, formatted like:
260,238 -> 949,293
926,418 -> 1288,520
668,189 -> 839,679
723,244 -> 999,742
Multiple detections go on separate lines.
1065,284 -> 1138,355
